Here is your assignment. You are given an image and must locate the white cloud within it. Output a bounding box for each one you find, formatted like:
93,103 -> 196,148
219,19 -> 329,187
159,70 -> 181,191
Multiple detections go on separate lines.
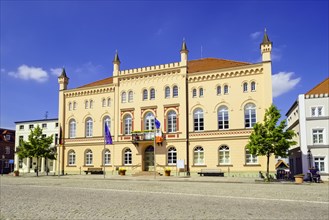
75,62 -> 102,74
8,65 -> 49,83
272,72 -> 301,98
1,68 -> 5,73
50,68 -> 62,76
250,31 -> 261,40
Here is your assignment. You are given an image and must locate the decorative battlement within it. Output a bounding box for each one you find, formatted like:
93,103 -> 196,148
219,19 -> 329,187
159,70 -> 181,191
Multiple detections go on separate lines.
305,93 -> 329,99
120,62 -> 181,75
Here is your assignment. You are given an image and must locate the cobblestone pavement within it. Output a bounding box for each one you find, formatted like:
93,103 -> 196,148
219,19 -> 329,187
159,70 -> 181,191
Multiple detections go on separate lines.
1,174 -> 328,220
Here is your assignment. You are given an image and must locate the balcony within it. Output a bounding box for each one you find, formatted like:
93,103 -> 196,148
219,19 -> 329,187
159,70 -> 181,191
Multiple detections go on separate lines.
131,130 -> 164,146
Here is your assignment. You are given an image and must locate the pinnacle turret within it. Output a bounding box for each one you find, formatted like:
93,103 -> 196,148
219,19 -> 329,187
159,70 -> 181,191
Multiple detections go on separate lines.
113,50 -> 121,64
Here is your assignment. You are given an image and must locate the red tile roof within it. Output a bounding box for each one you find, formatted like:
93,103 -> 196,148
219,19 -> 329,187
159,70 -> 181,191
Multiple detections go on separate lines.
77,58 -> 251,88
305,77 -> 329,95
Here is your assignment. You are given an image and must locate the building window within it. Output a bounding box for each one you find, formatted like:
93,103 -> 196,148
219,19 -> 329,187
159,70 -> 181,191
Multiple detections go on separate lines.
19,136 -> 23,143
42,134 -> 46,138
218,106 -> 229,130
69,119 -> 76,138
143,89 -> 148,100
85,117 -> 93,137
19,125 -> 24,130
219,145 -> 230,164
121,92 -> 126,103
104,149 -> 111,165
128,91 -> 133,102
29,124 -> 34,129
55,123 -> 59,127
246,149 -> 258,164
224,85 -> 229,94
89,100 -> 93,109
150,88 -> 155,100
173,86 -> 178,98
69,102 -> 72,111
5,135 -> 11,141
194,146 -> 204,165
193,108 -> 204,131
167,147 -> 177,165
244,103 -> 256,128
42,123 -> 47,129
107,98 -> 111,107
5,146 -> 10,154
217,86 -> 221,95
165,86 -> 170,98
68,150 -> 76,165
243,83 -> 248,92
124,148 -> 132,165
124,115 -> 132,135
192,89 -> 197,98
167,110 -> 177,133
102,98 -> 106,107
103,116 -> 111,136
314,157 -> 325,172
251,81 -> 256,91
85,100 -> 89,109
85,149 -> 93,165
55,134 -> 58,145
312,129 -> 324,144
311,107 -> 323,117
199,88 -> 204,97
144,112 -> 155,131
73,102 -> 77,110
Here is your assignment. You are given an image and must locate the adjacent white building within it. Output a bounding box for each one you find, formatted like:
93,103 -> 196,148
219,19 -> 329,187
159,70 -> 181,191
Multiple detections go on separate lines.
14,118 -> 59,173
286,77 -> 329,181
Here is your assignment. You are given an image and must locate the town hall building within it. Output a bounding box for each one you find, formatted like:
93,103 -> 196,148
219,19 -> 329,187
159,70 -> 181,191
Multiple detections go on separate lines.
57,31 -> 275,176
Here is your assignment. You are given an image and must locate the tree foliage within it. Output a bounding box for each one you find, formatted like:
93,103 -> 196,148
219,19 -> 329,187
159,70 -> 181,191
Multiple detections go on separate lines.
246,104 -> 296,179
16,125 -> 56,176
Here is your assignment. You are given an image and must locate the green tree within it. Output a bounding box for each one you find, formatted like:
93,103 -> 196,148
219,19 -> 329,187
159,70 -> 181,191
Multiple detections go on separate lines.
16,125 -> 55,176
246,104 -> 296,180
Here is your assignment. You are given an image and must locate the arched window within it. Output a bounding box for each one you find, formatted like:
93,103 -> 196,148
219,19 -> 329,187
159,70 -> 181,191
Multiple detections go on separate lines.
121,92 -> 126,103
104,149 -> 111,165
199,88 -> 204,97
167,110 -> 177,133
85,117 -> 93,137
173,86 -> 178,97
150,88 -> 155,100
85,100 -> 89,109
244,103 -> 256,128
89,100 -> 93,109
124,115 -> 132,135
167,147 -> 177,165
103,116 -> 111,135
144,112 -> 155,131
69,102 -> 72,111
193,108 -> 204,131
251,81 -> 256,91
85,149 -> 93,165
224,85 -> 229,94
102,98 -> 106,107
217,86 -> 221,95
219,145 -> 230,164
192,89 -> 197,98
218,106 -> 229,129
107,98 -> 111,107
243,82 -> 248,92
73,102 -> 76,110
124,148 -> 132,165
246,148 -> 257,164
69,119 -> 76,138
68,150 -> 76,165
128,91 -> 133,102
165,86 -> 170,98
143,89 -> 148,100
194,146 -> 204,165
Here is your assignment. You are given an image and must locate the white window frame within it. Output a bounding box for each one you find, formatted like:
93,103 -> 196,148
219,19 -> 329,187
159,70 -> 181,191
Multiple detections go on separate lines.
224,85 -> 229,94
68,150 -> 76,165
192,89 -> 197,98
193,108 -> 204,131
143,89 -> 148,100
243,82 -> 248,92
173,86 -> 178,98
251,81 -> 256,91
167,110 -> 177,133
218,106 -> 229,130
128,91 -> 133,102
312,128 -> 324,144
124,148 -> 132,165
107,98 -> 111,107
311,106 -> 324,117
193,146 -> 204,165
121,92 -> 126,103
85,150 -> 93,165
244,103 -> 256,128
124,115 -> 132,135
313,156 -> 326,172
217,86 -> 221,95
219,145 -> 230,164
150,88 -> 155,100
165,86 -> 170,98
69,119 -> 76,138
102,98 -> 106,107
246,149 -> 258,164
199,88 -> 204,97
104,149 -> 111,165
167,147 -> 177,165
85,118 -> 93,137
89,100 -> 93,109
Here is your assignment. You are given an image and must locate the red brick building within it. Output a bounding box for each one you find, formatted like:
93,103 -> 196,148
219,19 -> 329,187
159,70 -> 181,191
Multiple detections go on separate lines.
0,129 -> 15,174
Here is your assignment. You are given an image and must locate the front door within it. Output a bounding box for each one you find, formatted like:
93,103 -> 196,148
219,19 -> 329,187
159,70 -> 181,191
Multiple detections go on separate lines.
144,146 -> 154,171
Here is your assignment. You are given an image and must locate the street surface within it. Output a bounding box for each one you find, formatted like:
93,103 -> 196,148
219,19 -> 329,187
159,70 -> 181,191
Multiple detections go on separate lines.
0,175 -> 328,219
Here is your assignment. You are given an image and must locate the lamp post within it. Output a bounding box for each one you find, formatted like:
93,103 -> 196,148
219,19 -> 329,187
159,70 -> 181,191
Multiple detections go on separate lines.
307,149 -> 312,169
1,155 -> 5,176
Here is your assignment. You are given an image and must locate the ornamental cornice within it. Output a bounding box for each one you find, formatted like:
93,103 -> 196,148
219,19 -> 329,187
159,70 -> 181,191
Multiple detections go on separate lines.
64,86 -> 115,98
188,65 -> 264,83
189,129 -> 252,138
118,68 -> 181,82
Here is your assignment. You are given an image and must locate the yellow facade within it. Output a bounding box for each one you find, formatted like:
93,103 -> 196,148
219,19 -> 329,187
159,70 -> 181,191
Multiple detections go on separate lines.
57,33 -> 275,176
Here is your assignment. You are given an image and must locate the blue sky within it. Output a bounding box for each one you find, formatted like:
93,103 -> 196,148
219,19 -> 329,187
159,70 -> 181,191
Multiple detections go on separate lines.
1,1 -> 328,129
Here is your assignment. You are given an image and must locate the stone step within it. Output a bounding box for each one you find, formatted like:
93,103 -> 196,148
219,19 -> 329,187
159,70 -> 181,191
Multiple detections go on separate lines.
132,171 -> 162,177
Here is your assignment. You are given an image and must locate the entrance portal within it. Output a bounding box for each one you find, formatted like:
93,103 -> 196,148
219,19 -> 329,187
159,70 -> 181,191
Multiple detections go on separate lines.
144,146 -> 154,171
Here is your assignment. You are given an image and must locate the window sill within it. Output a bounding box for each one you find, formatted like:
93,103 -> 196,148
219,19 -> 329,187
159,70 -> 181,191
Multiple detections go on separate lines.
192,165 -> 207,167
83,165 -> 94,167
243,164 -> 261,167
66,165 -> 77,167
217,164 -> 233,167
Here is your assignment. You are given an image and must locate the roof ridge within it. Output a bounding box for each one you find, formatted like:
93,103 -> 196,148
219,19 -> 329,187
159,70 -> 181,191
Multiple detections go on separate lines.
305,77 -> 329,95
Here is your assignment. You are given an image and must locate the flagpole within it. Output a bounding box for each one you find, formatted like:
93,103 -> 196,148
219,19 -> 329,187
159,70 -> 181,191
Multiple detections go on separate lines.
103,137 -> 106,179
154,128 -> 156,179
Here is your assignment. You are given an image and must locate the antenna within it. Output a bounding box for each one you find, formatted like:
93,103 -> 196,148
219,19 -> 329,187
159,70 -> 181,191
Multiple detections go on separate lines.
45,111 -> 48,119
